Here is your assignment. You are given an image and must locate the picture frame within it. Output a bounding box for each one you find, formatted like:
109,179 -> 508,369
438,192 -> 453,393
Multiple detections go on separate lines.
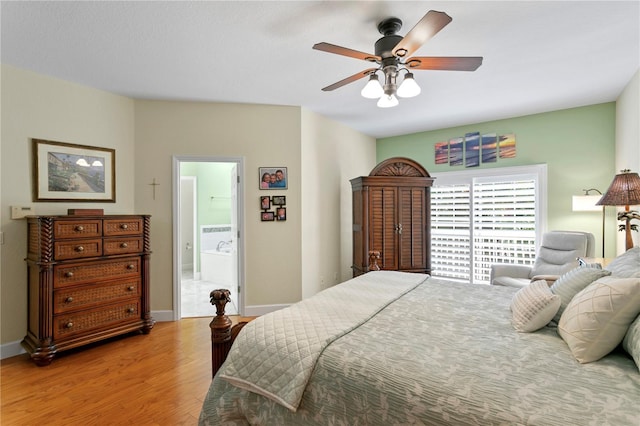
272,195 -> 286,206
32,139 -> 115,202
434,141 -> 449,165
261,211 -> 275,221
260,196 -> 271,210
276,207 -> 287,221
259,167 -> 287,190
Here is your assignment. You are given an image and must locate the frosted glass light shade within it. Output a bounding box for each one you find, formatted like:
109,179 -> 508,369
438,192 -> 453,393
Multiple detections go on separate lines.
572,195 -> 602,212
361,75 -> 383,99
377,94 -> 399,108
397,73 -> 421,98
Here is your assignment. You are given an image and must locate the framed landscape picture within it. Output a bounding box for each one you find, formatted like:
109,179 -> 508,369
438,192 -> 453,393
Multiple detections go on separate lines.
32,139 -> 115,202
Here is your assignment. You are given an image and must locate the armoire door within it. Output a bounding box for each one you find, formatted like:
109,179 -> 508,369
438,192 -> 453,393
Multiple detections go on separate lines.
369,186 -> 398,270
398,186 -> 428,271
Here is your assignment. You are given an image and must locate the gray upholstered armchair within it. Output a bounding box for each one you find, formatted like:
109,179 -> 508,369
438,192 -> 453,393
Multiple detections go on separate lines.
490,231 -> 595,288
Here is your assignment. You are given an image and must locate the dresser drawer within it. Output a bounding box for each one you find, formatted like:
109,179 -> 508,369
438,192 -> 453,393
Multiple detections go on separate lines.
104,218 -> 143,236
54,220 -> 102,239
53,300 -> 140,339
54,239 -> 102,260
54,257 -> 140,288
103,238 -> 143,255
54,278 -> 140,314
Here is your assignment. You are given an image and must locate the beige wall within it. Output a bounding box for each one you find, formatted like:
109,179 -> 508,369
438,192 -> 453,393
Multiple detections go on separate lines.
133,100 -> 302,310
1,65 -> 376,352
300,109 -> 376,299
1,65 -> 136,345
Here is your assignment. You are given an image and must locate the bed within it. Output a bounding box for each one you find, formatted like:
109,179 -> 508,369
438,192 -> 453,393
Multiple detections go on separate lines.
199,254 -> 640,425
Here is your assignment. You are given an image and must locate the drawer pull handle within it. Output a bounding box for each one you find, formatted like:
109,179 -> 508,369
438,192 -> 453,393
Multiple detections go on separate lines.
65,322 -> 74,328
127,264 -> 135,270
127,307 -> 135,313
65,297 -> 74,303
120,224 -> 129,230
127,286 -> 135,291
75,225 -> 84,232
120,242 -> 128,248
64,271 -> 74,278
75,246 -> 84,252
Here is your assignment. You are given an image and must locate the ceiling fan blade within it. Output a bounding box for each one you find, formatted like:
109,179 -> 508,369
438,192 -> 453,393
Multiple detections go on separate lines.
405,56 -> 483,71
313,42 -> 380,63
392,11 -> 452,59
321,68 -> 378,91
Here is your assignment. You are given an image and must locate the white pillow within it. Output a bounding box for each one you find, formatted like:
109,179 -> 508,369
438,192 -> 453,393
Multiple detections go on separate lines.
558,276 -> 640,363
511,280 -> 561,332
622,315 -> 640,372
549,267 -> 611,324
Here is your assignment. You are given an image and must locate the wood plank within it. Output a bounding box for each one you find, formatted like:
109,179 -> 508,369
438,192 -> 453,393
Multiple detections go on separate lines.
0,316 -> 252,425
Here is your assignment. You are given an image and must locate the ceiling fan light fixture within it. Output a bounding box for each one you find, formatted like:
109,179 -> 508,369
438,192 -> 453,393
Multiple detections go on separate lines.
397,72 -> 421,98
377,93 -> 399,108
361,74 -> 384,99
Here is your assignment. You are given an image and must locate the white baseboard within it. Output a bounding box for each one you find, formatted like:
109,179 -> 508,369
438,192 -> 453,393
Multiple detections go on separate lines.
151,310 -> 175,322
1,340 -> 25,360
243,304 -> 289,316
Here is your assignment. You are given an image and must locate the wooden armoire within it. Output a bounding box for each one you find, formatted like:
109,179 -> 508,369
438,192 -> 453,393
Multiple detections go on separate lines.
350,157 -> 434,277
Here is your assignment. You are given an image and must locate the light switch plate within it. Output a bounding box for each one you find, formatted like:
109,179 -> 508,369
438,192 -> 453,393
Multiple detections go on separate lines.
11,206 -> 35,219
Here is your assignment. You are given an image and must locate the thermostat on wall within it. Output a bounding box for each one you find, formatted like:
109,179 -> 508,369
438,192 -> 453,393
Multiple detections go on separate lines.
11,206 -> 35,219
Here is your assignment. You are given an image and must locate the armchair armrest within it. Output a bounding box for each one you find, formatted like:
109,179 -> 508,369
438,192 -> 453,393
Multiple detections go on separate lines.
490,263 -> 533,281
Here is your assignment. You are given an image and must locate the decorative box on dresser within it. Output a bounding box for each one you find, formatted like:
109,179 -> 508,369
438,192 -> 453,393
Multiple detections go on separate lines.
22,214 -> 154,366
351,157 -> 434,277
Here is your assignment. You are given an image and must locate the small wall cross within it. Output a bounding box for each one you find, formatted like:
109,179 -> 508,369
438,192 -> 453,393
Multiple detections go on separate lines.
149,178 -> 160,200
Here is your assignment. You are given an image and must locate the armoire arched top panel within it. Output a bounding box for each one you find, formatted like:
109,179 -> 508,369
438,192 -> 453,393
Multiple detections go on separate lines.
369,157 -> 430,177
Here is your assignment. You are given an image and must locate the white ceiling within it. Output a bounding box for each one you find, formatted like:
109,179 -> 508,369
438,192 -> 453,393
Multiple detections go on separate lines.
2,1 -> 638,138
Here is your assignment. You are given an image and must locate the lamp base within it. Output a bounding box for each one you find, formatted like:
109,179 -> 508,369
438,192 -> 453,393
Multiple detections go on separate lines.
625,218 -> 634,251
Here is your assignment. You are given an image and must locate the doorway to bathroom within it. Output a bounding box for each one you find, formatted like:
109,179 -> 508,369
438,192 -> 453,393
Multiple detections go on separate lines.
172,156 -> 244,319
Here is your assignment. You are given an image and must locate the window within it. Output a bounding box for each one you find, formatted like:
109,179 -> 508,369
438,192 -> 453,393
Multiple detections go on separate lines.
431,165 -> 547,284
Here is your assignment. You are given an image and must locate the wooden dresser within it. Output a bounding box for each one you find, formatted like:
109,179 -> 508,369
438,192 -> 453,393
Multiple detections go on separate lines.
22,214 -> 154,365
351,157 -> 434,277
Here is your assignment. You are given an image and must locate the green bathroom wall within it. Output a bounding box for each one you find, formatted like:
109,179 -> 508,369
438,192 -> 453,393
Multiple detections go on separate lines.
377,103 -> 618,257
181,162 -> 235,227
180,161 -> 236,271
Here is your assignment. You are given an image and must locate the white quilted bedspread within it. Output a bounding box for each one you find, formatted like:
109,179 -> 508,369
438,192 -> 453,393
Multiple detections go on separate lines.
219,270 -> 428,411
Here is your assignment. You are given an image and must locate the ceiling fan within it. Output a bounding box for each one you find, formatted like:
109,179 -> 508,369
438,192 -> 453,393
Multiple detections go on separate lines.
313,10 -> 483,108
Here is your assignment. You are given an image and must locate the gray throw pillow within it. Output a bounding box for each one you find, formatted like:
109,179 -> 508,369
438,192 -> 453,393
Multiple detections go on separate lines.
549,267 -> 611,324
605,247 -> 640,278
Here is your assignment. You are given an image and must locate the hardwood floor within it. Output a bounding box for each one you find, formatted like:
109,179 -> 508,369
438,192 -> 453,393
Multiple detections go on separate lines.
1,316 -> 251,425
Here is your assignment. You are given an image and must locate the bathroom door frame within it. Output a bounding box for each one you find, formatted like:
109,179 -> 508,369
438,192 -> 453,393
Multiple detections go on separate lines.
172,155 -> 245,320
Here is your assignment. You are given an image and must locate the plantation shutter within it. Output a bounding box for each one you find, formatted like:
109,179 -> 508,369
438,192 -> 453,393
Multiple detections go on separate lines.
472,178 -> 537,283
430,165 -> 545,284
431,184 -> 471,281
